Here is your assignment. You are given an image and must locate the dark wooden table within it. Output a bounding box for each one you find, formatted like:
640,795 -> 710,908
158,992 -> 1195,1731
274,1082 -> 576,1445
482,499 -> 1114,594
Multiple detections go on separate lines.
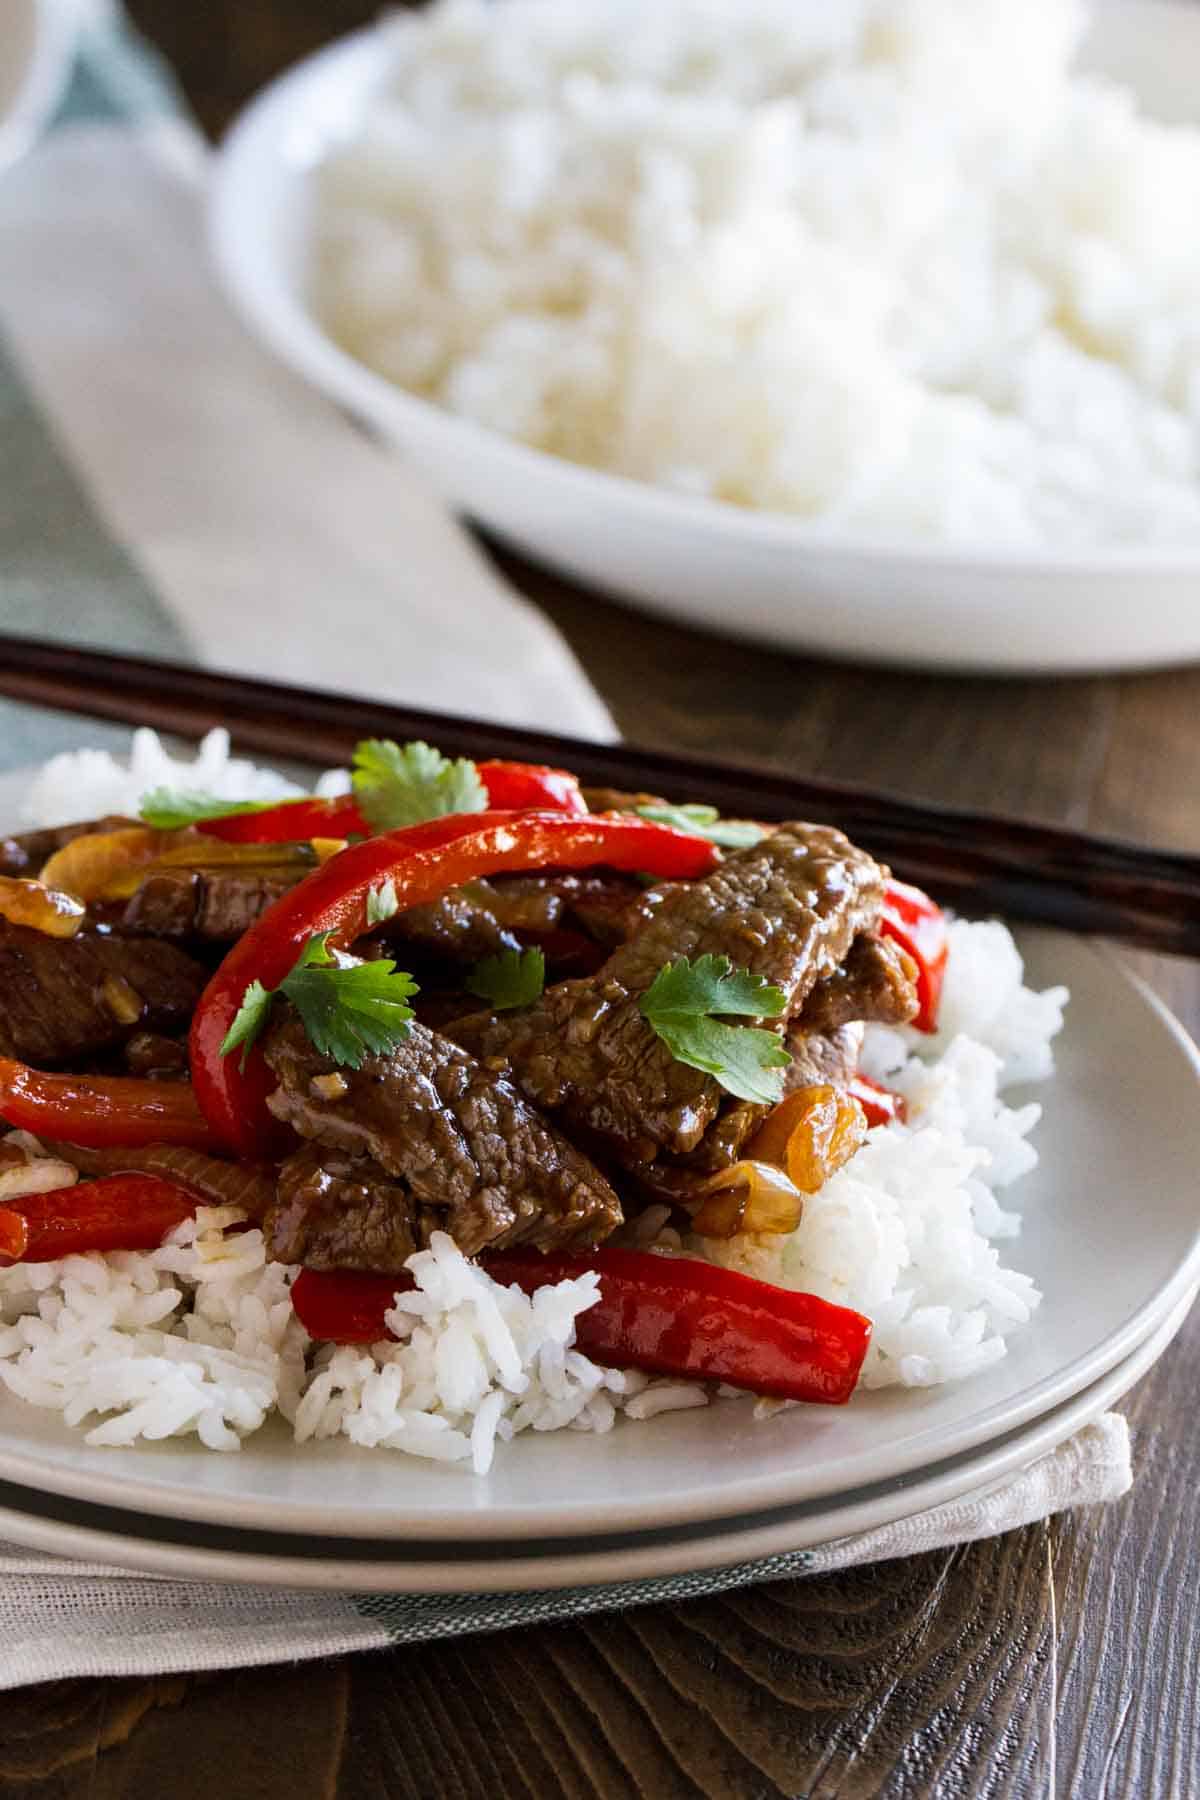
4,8 -> 1199,1796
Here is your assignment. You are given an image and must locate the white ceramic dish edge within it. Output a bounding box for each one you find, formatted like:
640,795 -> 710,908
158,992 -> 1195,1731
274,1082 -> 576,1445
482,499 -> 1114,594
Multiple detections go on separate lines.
208,0 -> 1200,674
0,1283 -> 1187,1594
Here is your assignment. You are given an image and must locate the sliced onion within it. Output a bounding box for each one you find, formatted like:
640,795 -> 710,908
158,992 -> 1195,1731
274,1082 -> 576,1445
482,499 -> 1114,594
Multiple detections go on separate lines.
124,837 -> 318,886
746,1084 -> 867,1195
689,1159 -> 804,1238
310,837 -> 349,865
39,1141 -> 275,1222
41,826 -> 320,904
39,826 -> 167,902
0,874 -> 85,939
0,1156 -> 80,1201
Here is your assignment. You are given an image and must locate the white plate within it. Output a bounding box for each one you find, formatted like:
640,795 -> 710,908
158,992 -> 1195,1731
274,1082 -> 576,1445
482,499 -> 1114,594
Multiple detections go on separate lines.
0,0 -> 75,173
209,0 -> 1200,676
0,1284 -> 1189,1592
2,918 -> 1199,1542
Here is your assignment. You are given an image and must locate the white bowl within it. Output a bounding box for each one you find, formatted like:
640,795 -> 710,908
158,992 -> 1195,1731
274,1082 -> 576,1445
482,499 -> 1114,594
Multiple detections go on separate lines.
210,0 -> 1200,675
0,0 -> 76,173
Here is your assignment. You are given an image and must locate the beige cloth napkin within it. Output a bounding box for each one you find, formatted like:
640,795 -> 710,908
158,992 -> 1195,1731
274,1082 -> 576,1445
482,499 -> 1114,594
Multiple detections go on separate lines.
0,1417 -> 1131,1690
0,115 -> 616,740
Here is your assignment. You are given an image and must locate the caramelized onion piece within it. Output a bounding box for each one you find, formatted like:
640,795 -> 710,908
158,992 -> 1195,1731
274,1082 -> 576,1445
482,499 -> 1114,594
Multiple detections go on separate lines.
40,1140 -> 276,1223
310,837 -> 349,865
40,824 -> 322,907
40,826 -> 168,902
41,825 -> 319,904
690,1159 -> 804,1239
0,1149 -> 80,1201
100,973 -> 144,1026
746,1084 -> 867,1195
0,874 -> 85,939
115,838 -> 319,899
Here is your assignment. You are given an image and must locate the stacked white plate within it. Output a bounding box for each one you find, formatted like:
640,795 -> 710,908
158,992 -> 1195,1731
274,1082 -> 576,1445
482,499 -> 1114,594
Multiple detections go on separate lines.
0,929 -> 1196,1591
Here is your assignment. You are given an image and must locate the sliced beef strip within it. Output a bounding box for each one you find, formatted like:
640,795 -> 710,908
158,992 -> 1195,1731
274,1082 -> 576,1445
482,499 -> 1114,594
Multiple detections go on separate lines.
0,919 -> 207,1066
799,932 -> 918,1036
0,816 -> 134,878
580,787 -> 666,814
122,1031 -> 190,1077
269,1143 -> 424,1270
564,877 -> 664,949
262,1010 -> 623,1267
120,868 -> 297,943
448,823 -> 886,1165
382,872 -> 651,966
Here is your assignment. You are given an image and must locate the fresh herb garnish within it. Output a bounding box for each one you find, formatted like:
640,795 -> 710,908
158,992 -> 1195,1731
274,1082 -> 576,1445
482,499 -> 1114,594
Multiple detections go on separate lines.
220,980 -> 276,1070
219,934 -> 418,1071
139,790 -> 295,831
351,738 -> 488,831
465,946 -> 546,1011
634,803 -> 766,851
365,878 -> 400,925
639,953 -> 790,1104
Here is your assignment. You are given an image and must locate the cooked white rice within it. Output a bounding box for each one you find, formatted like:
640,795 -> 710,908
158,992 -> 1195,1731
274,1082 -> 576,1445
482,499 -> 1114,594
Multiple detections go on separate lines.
314,0 -> 1200,546
0,735 -> 1067,1466
20,727 -> 349,832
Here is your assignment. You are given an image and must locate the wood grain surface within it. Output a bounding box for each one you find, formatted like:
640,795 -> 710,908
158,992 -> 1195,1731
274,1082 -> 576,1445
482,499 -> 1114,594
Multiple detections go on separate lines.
4,4 -> 1198,1795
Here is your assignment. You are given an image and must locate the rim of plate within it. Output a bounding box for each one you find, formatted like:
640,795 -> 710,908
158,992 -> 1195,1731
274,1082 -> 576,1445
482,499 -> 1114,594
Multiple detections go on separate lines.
1,928 -> 1198,1540
0,1281 -> 1187,1592
209,1 -> 1200,581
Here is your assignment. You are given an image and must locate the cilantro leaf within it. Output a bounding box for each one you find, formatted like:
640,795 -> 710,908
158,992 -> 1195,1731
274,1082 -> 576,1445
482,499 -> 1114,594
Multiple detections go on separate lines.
649,1018 -> 791,1106
366,878 -> 400,925
351,739 -> 488,830
635,802 -> 766,852
140,790 -> 291,831
280,935 -> 418,1068
639,954 -> 790,1104
465,946 -> 546,1011
218,979 -> 276,1071
218,934 -> 419,1072
641,953 -> 787,1021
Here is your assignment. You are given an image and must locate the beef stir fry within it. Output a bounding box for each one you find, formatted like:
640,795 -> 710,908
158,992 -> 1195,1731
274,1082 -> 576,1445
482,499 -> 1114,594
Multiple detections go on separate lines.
0,739 -> 951,1405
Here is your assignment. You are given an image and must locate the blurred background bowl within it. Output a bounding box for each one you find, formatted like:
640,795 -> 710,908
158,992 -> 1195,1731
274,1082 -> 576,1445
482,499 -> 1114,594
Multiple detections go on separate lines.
210,0 -> 1200,677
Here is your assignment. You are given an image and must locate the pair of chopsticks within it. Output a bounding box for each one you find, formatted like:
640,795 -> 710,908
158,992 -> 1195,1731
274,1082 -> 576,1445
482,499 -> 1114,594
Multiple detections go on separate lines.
2,631 -> 1198,957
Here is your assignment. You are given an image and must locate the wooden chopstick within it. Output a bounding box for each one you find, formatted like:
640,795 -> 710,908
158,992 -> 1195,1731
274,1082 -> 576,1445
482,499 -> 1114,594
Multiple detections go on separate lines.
2,631 -> 1199,956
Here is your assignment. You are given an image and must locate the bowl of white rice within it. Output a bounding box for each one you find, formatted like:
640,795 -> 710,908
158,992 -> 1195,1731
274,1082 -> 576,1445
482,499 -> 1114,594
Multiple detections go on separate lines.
211,0 -> 1200,673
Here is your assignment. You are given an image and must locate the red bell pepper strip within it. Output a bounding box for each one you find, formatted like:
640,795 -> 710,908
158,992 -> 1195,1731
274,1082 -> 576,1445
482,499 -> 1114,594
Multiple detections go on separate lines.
201,795 -> 364,845
189,810 -> 718,1156
845,1072 -> 906,1129
879,879 -> 949,1033
477,760 -> 586,814
0,1060 -> 223,1153
199,760 -> 586,844
288,1268 -> 409,1344
0,1173 -> 200,1264
289,1247 -> 871,1405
